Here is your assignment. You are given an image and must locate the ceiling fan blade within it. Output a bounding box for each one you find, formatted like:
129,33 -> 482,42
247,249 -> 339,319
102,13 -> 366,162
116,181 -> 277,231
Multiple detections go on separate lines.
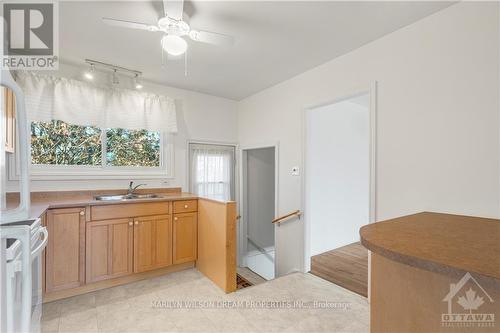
102,17 -> 159,32
189,30 -> 235,46
163,0 -> 184,20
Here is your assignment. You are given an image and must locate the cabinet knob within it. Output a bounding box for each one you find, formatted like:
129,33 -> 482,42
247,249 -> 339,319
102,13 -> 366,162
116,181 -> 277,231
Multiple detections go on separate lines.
184,204 -> 188,208
134,221 -> 139,225
79,211 -> 85,216
174,217 -> 178,221
129,221 -> 133,226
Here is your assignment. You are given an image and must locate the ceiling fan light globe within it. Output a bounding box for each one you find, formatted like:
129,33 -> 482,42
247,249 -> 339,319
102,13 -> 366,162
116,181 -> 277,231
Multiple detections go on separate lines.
161,35 -> 188,56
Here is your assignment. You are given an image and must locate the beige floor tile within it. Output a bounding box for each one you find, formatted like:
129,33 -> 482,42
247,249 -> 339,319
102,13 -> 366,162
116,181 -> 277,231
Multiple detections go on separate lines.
42,301 -> 62,321
94,285 -> 130,306
203,308 -> 258,333
41,269 -> 368,333
168,309 -> 218,332
41,317 -> 60,333
59,308 -> 98,333
96,308 -> 134,333
58,293 -> 96,316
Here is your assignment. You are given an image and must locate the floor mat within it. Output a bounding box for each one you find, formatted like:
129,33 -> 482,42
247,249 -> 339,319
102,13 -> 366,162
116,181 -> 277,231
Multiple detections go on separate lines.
236,274 -> 253,289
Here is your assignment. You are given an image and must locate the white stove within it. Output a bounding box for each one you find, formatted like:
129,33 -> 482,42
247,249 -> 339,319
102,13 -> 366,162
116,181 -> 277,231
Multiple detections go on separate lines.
0,67 -> 41,333
1,218 -> 48,333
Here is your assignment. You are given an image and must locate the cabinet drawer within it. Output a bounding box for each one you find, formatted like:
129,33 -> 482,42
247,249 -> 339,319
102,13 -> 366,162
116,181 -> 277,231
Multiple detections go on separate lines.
173,200 -> 197,213
91,202 -> 169,221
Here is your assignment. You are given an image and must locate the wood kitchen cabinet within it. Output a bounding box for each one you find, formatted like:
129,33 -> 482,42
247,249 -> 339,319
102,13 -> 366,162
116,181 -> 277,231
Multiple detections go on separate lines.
86,218 -> 134,283
133,214 -> 172,273
45,208 -> 86,293
39,197 -> 237,302
3,87 -> 15,153
173,212 -> 198,264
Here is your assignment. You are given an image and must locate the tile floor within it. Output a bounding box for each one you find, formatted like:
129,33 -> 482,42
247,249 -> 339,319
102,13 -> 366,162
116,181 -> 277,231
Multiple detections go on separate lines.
42,269 -> 369,333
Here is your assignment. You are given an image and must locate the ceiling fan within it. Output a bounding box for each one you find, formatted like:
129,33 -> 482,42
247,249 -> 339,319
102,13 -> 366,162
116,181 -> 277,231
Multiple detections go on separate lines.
102,0 -> 235,57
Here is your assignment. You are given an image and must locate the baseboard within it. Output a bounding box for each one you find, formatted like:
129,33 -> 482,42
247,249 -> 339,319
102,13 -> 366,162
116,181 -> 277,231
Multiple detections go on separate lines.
43,261 -> 195,303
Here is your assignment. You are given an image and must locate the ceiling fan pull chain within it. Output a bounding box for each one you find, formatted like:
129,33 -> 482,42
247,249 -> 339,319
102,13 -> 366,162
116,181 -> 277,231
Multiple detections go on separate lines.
184,49 -> 188,77
161,45 -> 166,69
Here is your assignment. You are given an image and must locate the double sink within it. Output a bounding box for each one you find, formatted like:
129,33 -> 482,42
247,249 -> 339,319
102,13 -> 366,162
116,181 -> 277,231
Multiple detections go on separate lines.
94,193 -> 159,201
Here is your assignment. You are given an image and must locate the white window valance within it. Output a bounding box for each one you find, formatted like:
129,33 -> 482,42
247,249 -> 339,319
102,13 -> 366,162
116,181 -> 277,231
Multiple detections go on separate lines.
15,71 -> 177,133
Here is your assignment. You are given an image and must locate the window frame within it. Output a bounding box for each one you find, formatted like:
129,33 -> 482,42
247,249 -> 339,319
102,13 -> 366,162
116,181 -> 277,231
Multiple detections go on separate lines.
8,124 -> 175,181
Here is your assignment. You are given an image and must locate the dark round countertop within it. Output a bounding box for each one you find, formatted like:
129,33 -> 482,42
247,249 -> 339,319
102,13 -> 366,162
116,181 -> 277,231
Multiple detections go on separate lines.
360,212 -> 500,281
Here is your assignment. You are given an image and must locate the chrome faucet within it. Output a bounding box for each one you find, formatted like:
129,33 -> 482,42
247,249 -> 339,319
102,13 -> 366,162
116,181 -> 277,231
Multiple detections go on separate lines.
127,181 -> 146,195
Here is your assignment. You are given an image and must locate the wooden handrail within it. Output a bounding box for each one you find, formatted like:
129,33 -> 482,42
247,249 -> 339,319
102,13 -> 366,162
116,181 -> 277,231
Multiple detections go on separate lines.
272,210 -> 302,224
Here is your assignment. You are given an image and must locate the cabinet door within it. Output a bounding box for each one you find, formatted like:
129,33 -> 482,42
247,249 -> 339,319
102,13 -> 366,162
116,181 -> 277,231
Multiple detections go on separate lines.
3,88 -> 15,153
133,215 -> 172,273
86,218 -> 133,283
173,212 -> 198,264
46,208 -> 85,293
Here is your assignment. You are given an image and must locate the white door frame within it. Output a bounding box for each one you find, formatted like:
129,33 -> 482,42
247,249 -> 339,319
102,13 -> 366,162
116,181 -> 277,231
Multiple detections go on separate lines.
301,82 -> 377,298
238,142 -> 279,273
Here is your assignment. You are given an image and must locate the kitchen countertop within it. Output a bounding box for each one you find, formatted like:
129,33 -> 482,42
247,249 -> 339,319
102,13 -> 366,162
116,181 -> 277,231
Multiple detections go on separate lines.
360,212 -> 500,281
6,188 -> 231,220
29,193 -> 199,218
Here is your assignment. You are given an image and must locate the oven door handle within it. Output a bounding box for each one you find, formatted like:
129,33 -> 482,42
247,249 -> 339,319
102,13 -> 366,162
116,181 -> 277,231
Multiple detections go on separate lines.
1,226 -> 32,333
31,227 -> 48,260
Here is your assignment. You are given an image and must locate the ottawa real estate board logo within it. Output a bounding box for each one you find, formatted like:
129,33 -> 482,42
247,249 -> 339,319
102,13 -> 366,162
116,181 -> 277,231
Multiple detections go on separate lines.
442,272 -> 495,328
1,1 -> 58,69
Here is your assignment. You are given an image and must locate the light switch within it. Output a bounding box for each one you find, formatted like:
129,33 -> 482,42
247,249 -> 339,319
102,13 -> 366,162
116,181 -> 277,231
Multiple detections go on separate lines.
291,166 -> 300,176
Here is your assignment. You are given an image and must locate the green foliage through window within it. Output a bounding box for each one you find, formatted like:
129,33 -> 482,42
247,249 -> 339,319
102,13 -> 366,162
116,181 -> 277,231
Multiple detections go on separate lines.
106,128 -> 160,167
31,120 -> 161,167
31,120 -> 102,165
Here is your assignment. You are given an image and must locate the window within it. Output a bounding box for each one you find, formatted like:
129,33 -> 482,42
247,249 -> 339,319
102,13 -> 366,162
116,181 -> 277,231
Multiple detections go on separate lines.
26,120 -> 171,179
189,143 -> 235,201
106,128 -> 160,167
31,120 -> 103,166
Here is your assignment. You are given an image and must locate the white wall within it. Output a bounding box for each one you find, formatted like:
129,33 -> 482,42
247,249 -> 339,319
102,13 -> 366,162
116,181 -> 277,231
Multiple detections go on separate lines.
306,96 -> 369,256
238,2 -> 500,275
7,62 -> 238,192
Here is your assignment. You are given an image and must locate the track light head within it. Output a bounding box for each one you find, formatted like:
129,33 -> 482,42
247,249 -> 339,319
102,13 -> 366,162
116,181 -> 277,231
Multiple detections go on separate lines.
84,63 -> 95,80
112,69 -> 119,85
134,74 -> 143,89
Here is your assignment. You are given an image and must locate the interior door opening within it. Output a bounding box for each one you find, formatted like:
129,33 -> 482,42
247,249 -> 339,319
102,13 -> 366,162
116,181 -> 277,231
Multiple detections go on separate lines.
305,90 -> 374,297
239,146 -> 276,280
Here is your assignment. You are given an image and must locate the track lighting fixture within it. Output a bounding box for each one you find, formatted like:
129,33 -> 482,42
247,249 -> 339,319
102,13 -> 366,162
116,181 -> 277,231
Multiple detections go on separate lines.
84,59 -> 142,89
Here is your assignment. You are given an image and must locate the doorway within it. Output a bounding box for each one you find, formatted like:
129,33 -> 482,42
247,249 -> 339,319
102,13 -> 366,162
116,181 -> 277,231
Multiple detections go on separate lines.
304,88 -> 376,297
239,145 -> 277,280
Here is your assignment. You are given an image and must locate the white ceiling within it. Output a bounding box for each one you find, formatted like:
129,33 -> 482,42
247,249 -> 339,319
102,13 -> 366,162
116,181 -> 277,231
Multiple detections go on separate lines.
59,1 -> 454,100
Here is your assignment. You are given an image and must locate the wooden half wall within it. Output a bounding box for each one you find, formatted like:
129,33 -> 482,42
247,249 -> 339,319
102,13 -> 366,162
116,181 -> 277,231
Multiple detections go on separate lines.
197,198 -> 237,293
